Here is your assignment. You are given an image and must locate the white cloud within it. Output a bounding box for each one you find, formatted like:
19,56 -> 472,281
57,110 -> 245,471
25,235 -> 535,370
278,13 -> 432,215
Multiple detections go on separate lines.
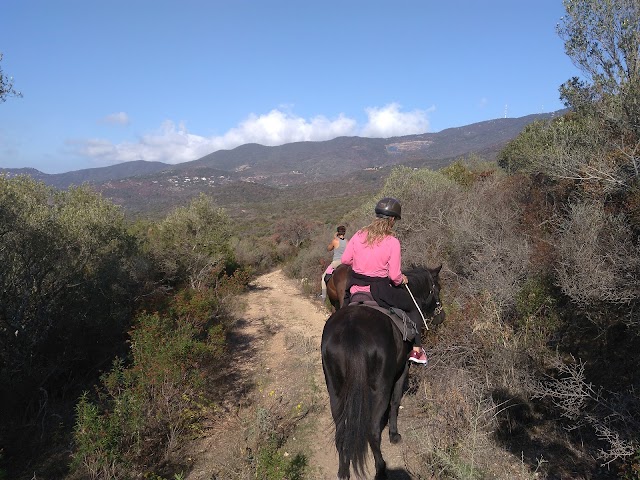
101,112 -> 130,125
211,109 -> 358,149
361,103 -> 432,138
74,104 -> 432,166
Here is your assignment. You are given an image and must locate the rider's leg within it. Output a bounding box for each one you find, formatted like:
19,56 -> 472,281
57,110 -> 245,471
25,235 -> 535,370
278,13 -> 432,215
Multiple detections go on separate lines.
408,309 -> 428,364
320,274 -> 327,300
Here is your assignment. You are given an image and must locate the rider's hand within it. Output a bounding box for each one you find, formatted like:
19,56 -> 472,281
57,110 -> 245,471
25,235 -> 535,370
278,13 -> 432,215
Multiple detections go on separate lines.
402,274 -> 408,285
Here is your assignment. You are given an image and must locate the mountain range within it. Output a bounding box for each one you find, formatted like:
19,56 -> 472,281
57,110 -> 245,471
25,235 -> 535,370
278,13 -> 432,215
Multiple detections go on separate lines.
1,111 -> 560,223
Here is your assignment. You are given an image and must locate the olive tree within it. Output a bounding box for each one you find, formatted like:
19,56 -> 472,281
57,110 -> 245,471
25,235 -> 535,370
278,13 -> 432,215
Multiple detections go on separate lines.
144,193 -> 234,290
0,176 -> 138,425
558,0 -> 640,181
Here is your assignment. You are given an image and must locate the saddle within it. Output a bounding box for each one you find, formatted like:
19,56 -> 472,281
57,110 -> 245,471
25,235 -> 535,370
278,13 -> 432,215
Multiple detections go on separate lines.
348,292 -> 418,342
323,264 -> 336,284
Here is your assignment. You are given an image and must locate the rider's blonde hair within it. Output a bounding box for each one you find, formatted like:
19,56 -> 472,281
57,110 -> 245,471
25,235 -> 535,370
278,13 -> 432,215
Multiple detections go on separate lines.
361,217 -> 395,246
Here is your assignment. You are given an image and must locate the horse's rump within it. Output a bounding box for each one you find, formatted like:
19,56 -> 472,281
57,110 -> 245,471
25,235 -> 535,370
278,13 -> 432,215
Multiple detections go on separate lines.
322,306 -> 409,477
326,263 -> 350,310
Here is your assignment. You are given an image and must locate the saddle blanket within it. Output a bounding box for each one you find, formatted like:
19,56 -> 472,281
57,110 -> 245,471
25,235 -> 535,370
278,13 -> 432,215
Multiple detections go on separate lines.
348,298 -> 418,343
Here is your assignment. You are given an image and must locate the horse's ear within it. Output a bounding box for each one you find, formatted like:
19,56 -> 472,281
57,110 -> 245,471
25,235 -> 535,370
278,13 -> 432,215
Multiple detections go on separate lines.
433,264 -> 442,276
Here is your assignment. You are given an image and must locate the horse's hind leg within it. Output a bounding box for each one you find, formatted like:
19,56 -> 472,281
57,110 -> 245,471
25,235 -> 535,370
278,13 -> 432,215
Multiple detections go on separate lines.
368,397 -> 389,480
368,435 -> 387,480
388,364 -> 410,444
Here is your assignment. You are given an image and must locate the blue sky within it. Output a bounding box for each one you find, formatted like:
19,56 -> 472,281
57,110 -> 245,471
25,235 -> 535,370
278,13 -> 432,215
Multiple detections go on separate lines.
0,0 -> 580,174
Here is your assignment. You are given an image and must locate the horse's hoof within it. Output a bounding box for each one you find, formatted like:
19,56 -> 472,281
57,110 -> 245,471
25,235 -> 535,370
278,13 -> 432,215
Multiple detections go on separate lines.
389,432 -> 402,444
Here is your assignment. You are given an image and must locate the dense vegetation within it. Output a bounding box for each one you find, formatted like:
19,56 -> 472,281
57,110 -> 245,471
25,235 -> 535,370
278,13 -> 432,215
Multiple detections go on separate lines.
1,1 -> 639,478
0,183 -> 255,479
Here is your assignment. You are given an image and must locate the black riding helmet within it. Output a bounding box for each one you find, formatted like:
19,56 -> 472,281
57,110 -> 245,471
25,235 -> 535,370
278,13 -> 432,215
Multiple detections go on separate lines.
374,197 -> 402,220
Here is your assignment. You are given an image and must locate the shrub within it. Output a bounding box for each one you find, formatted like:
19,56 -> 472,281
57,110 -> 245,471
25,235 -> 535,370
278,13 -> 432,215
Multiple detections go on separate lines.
440,156 -> 498,188
0,178 -> 137,373
71,311 -> 223,477
513,275 -> 562,350
71,392 -> 123,479
619,446 -> 640,480
144,193 -> 235,290
233,235 -> 279,272
555,201 -> 640,322
426,175 -> 530,312
284,224 -> 338,295
70,253 -> 248,477
255,437 -> 308,480
0,176 -> 139,466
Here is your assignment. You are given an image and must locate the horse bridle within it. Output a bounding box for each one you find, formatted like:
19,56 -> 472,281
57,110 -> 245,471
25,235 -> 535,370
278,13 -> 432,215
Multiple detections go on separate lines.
424,274 -> 443,320
407,271 -> 443,329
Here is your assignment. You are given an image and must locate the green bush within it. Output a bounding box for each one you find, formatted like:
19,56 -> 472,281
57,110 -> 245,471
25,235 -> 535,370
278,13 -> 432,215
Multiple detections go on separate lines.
513,275 -> 561,349
0,178 -> 137,372
144,193 -> 235,290
233,235 -> 280,272
620,445 -> 640,480
283,224 -> 333,295
0,176 -> 139,465
255,437 -> 307,480
71,392 -> 125,479
440,156 -> 498,188
71,310 -> 223,477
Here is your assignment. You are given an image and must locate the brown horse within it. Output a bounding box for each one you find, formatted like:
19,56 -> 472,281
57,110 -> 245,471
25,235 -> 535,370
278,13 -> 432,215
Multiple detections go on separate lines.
326,263 -> 351,310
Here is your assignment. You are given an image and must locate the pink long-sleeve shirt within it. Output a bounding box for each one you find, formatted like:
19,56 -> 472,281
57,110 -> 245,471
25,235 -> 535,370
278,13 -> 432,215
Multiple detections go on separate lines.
341,230 -> 403,291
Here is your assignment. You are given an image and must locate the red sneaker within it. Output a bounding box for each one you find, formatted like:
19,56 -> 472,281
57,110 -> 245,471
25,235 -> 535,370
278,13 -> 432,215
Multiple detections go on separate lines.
409,348 -> 428,365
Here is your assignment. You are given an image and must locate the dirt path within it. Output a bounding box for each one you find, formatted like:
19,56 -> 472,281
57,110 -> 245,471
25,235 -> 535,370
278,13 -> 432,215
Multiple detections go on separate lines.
184,268 -> 409,479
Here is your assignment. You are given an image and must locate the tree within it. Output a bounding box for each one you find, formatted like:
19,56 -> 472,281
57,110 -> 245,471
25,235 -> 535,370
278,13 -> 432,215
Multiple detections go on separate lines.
274,216 -> 315,249
0,176 -> 139,444
0,53 -> 21,102
497,114 -> 622,188
499,1 -> 640,188
558,0 -> 640,139
145,193 -> 234,290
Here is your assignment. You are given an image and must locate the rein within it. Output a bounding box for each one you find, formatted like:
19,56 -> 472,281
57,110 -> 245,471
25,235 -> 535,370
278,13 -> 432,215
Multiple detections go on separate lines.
404,283 -> 429,331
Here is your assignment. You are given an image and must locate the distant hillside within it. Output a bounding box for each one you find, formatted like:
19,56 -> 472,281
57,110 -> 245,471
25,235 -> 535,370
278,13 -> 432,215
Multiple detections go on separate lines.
185,112 -> 558,185
0,160 -> 169,190
1,111 -> 563,221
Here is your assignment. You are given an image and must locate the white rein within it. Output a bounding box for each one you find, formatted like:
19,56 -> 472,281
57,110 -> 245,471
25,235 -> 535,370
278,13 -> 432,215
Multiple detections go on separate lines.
404,283 -> 429,331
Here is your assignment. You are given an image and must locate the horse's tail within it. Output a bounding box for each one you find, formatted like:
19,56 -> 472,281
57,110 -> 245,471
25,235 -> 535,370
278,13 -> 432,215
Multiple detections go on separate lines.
333,339 -> 370,477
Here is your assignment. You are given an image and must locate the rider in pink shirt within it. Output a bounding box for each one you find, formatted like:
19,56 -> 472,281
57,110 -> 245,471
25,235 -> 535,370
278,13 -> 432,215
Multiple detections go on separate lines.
341,230 -> 404,295
341,197 -> 428,365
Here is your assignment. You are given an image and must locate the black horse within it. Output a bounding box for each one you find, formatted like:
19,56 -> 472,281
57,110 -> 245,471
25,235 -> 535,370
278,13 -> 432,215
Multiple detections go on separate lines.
321,265 -> 444,480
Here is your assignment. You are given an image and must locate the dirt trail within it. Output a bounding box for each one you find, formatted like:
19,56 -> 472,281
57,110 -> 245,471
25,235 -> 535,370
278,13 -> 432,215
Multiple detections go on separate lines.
185,268 -> 409,479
